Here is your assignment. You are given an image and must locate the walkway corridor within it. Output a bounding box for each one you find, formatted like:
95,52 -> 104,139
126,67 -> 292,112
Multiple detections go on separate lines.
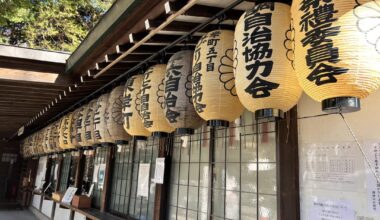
0,209 -> 37,220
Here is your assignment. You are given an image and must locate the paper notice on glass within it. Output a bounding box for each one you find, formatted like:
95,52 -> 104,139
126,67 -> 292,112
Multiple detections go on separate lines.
181,136 -> 188,148
61,187 -> 78,204
310,199 -> 354,220
98,164 -> 106,190
54,165 -> 59,180
154,158 -> 165,184
93,164 -> 99,183
137,163 -> 150,197
299,142 -> 364,191
365,142 -> 380,214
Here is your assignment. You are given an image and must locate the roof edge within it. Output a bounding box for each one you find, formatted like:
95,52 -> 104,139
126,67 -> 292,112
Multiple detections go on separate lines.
65,0 -> 142,74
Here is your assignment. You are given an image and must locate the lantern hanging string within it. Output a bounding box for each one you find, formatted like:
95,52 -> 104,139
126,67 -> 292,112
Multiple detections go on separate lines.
339,113 -> 380,184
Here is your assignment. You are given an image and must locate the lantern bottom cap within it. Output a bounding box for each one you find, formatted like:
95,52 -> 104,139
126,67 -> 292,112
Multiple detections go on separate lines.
255,108 -> 284,121
176,128 -> 195,135
101,143 -> 115,147
93,144 -> 102,148
134,136 -> 148,141
115,140 -> 129,145
207,120 -> 229,127
152,132 -> 169,138
322,97 -> 360,114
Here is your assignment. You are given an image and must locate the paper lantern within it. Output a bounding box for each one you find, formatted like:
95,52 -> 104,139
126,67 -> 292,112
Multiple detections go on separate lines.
59,112 -> 75,150
70,108 -> 81,148
192,29 -> 244,126
94,93 -> 114,144
39,131 -> 46,154
107,86 -> 131,142
234,2 -> 302,119
141,65 -> 175,136
164,50 -> 204,134
76,105 -> 87,147
52,119 -> 63,152
84,100 -> 97,146
292,0 -> 380,113
123,75 -> 151,139
41,127 -> 49,153
44,124 -> 52,153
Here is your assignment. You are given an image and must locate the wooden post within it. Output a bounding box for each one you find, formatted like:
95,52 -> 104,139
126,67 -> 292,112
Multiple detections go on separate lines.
100,145 -> 114,212
74,150 -> 85,189
55,154 -> 63,192
153,136 -> 173,220
276,106 -> 300,220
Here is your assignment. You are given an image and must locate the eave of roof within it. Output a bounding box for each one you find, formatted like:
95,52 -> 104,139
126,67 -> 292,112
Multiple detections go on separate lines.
65,0 -> 141,74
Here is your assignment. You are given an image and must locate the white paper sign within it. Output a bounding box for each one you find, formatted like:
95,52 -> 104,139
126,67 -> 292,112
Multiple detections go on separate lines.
93,164 -> 99,183
87,183 -> 94,197
98,164 -> 106,190
54,165 -> 59,180
154,158 -> 165,184
310,199 -> 355,220
137,163 -> 150,197
61,187 -> 78,204
365,142 -> 380,214
300,143 -> 363,191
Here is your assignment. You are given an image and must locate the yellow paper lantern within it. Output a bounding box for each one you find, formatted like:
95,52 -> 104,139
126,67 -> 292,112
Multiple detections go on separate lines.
84,100 -> 98,146
59,112 -> 75,150
49,120 -> 61,153
292,0 -> 380,113
70,108 -> 81,148
192,29 -> 244,126
141,65 -> 175,136
107,86 -> 131,142
94,93 -> 114,144
44,124 -> 53,153
76,105 -> 88,147
164,50 -> 204,134
234,2 -> 302,119
41,127 -> 49,153
123,75 -> 151,139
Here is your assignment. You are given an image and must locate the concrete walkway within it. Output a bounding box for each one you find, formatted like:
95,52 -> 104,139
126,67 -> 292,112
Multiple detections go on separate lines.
0,209 -> 38,220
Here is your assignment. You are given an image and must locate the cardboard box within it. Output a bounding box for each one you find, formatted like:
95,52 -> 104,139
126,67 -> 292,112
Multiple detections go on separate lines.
71,195 -> 91,209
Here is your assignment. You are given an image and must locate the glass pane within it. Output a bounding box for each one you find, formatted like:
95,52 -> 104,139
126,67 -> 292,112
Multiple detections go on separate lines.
258,163 -> 277,195
258,132 -> 276,162
212,189 -> 225,218
241,192 -> 257,220
226,163 -> 240,191
258,194 -> 277,220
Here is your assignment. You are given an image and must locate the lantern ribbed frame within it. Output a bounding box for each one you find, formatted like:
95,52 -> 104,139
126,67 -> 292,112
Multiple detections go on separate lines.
292,0 -> 380,104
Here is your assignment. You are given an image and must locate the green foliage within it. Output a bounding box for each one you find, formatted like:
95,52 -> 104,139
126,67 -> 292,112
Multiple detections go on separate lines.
0,0 -> 114,51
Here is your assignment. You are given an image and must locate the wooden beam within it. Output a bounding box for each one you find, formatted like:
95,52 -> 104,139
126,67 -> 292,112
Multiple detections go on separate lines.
145,20 -> 235,33
166,3 -> 243,20
100,145 -> 114,212
276,106 -> 300,220
153,136 -> 173,220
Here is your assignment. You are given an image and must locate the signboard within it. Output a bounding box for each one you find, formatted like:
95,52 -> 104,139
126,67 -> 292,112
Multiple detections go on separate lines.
154,158 -> 165,184
310,199 -> 355,220
93,164 -> 99,183
61,187 -> 78,204
98,164 -> 106,190
137,163 -> 150,197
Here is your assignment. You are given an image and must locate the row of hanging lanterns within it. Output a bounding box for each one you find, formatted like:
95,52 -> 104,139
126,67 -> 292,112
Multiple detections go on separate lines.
21,86 -> 131,158
22,0 -> 380,157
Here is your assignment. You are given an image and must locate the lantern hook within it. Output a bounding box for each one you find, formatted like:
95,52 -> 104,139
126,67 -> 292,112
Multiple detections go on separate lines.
217,13 -> 227,29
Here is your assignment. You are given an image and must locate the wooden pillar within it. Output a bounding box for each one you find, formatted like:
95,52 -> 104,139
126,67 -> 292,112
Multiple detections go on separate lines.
153,136 -> 173,220
100,145 -> 115,212
74,150 -> 85,189
55,154 -> 63,192
276,106 -> 300,220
